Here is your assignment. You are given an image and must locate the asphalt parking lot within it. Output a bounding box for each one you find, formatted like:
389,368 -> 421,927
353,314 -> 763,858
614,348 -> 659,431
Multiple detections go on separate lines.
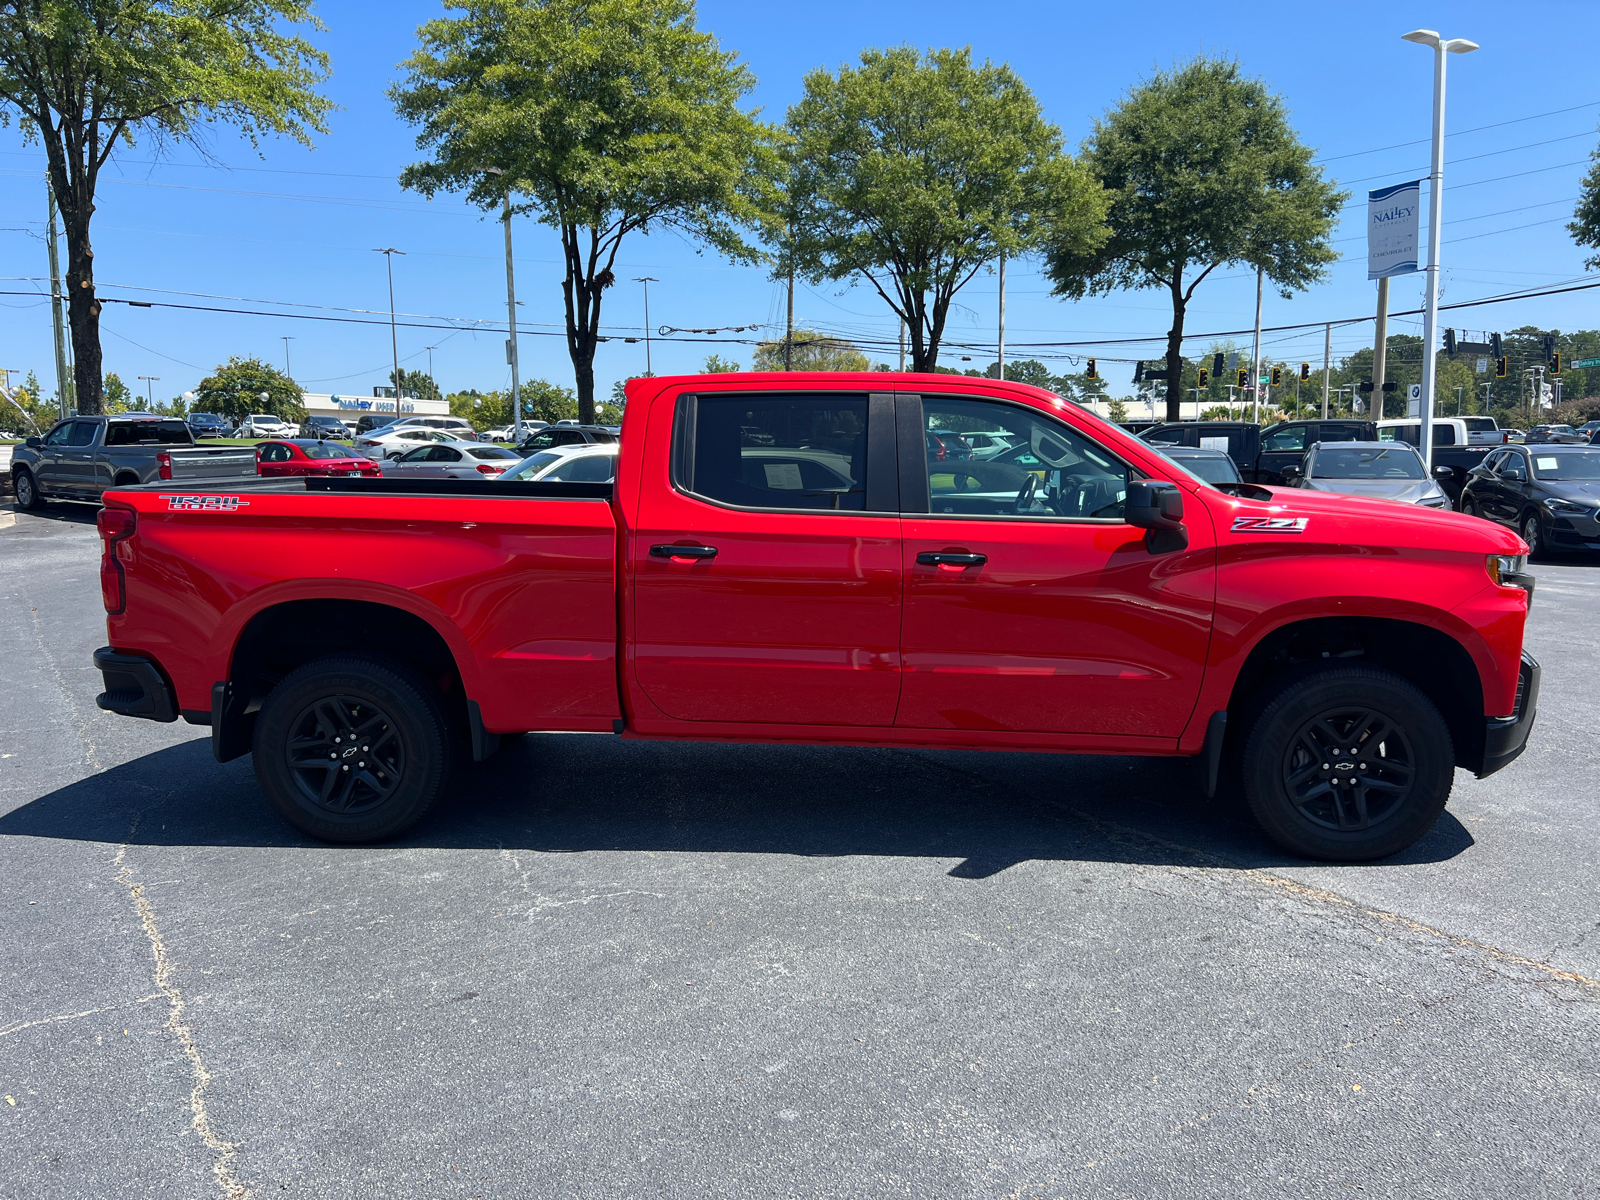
0,502 -> 1595,1200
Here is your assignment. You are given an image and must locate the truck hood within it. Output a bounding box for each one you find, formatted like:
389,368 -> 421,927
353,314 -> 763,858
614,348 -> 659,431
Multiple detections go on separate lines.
1302,478 -> 1448,506
1212,483 -> 1526,555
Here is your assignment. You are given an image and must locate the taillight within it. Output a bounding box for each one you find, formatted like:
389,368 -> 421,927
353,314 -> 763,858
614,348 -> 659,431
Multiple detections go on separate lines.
156,451 -> 172,481
475,464 -> 506,475
97,506 -> 137,614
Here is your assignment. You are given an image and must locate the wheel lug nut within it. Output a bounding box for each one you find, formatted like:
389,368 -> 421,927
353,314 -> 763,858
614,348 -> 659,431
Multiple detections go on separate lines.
329,753 -> 336,760
1322,763 -> 1330,769
342,765 -> 349,771
334,737 -> 341,743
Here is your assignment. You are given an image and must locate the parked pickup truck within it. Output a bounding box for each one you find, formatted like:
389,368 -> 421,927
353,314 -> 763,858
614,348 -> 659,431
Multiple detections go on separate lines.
1140,419 -> 1377,486
1376,419 -> 1496,505
89,373 -> 1540,862
12,415 -> 258,510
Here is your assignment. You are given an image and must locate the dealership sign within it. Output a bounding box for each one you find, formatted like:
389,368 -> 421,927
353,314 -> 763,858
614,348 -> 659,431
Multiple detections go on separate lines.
1368,180 -> 1421,280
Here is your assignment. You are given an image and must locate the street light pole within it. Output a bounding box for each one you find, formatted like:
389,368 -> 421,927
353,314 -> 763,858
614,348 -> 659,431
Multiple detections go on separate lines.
634,278 -> 658,376
1250,266 -> 1263,423
281,336 -> 295,380
371,247 -> 406,409
997,250 -> 1006,380
1403,28 -> 1478,475
137,375 -> 160,407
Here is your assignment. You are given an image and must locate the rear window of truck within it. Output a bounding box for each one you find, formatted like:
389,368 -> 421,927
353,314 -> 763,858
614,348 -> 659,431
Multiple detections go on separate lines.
104,420 -> 192,446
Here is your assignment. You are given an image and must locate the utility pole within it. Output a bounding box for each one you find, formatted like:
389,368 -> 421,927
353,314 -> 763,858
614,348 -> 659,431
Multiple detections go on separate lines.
1455,385 -> 1463,415
137,376 -> 160,408
634,278 -> 658,375
1322,323 -> 1332,418
371,247 -> 406,405
1402,28 -> 1478,475
46,177 -> 70,419
281,336 -> 295,379
784,262 -> 795,371
501,193 -> 521,443
997,251 -> 1006,380
1251,266 -> 1264,423
1372,277 -> 1389,417
424,345 -> 437,400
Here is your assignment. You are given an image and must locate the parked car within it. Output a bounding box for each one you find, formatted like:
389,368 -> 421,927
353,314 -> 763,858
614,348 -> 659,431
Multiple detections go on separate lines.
1374,419 -> 1495,504
355,415 -> 397,436
1458,444 -> 1600,557
379,440 -> 524,478
1576,420 -> 1600,441
1523,424 -> 1587,445
186,412 -> 232,438
501,443 -> 620,483
515,424 -> 618,454
956,430 -> 1020,461
1461,415 -> 1508,445
255,440 -> 383,479
1282,442 -> 1451,508
382,415 -> 479,439
236,414 -> 294,439
299,415 -> 354,441
90,373 -> 1539,864
1151,444 -> 1242,486
1140,419 -> 1378,485
355,427 -> 459,460
11,415 -> 257,509
925,429 -> 973,462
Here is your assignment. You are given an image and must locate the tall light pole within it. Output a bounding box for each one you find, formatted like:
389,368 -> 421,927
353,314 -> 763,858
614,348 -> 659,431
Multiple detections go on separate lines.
1250,266 -> 1263,423
137,375 -> 160,408
634,278 -> 658,376
372,247 -> 406,408
424,345 -> 437,400
281,336 -> 295,380
1402,28 -> 1478,474
997,251 -> 1006,380
482,169 -> 524,444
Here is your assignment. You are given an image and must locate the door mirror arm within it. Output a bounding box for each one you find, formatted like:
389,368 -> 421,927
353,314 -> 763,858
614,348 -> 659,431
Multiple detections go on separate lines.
1126,480 -> 1188,554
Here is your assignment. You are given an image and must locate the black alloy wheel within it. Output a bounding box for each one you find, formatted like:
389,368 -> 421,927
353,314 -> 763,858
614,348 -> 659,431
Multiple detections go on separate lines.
1241,666 -> 1453,861
253,655 -> 451,842
1521,512 -> 1543,560
13,469 -> 41,510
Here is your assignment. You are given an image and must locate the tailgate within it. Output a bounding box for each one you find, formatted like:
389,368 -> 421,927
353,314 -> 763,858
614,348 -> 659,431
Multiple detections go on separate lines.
167,448 -> 259,480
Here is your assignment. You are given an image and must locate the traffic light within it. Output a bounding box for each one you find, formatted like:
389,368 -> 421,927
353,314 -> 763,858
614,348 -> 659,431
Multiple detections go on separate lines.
1197,367 -> 1209,388
1444,328 -> 1456,356
1212,352 -> 1225,375
1542,334 -> 1556,360
1236,368 -> 1249,388
1495,356 -> 1508,378
1550,352 -> 1563,376
1490,332 -> 1503,358
1270,366 -> 1282,387
1085,358 -> 1097,380
1132,361 -> 1144,383
1300,362 -> 1311,381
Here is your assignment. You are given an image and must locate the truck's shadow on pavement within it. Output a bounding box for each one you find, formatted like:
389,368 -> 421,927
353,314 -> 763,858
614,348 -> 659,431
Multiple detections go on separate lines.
0,732 -> 1476,874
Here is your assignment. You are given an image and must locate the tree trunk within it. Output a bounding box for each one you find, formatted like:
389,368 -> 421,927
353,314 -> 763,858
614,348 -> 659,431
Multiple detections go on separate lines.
50,163 -> 104,415
559,224 -> 601,425
1164,280 -> 1187,423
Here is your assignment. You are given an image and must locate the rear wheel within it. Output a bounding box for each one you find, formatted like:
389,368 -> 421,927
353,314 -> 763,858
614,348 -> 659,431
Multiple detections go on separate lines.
12,468 -> 42,511
1240,666 -> 1454,861
253,655 -> 451,843
1458,495 -> 1476,518
1520,511 -> 1544,560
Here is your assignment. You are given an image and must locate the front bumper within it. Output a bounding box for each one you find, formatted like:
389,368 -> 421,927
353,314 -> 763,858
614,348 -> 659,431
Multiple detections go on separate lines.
93,647 -> 178,723
1478,650 -> 1540,778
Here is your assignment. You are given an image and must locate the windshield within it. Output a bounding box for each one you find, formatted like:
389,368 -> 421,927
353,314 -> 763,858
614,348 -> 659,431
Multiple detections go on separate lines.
1173,454 -> 1241,485
1312,446 -> 1425,479
1531,451 -> 1600,480
504,451 -> 565,480
304,444 -> 360,460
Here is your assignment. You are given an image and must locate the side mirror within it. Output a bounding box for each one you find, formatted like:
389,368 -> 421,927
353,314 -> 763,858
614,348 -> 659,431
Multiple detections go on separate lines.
1432,465 -> 1454,481
25,436 -> 42,449
1280,465 -> 1302,484
1126,480 -> 1188,554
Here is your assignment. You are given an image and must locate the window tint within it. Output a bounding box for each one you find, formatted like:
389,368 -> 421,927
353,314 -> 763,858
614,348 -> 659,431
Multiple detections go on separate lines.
258,443 -> 292,463
1311,446 -> 1425,479
304,444 -> 358,460
1262,424 -> 1307,452
920,397 -> 1128,519
434,447 -> 462,462
104,420 -> 191,446
397,447 -> 431,463
44,423 -> 73,446
507,450 -> 564,479
66,421 -> 97,447
546,452 -> 617,482
1482,450 -> 1506,473
685,394 -> 868,511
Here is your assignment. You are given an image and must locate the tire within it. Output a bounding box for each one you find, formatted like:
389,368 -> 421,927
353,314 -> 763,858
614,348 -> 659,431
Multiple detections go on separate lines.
1240,665 -> 1454,862
1458,496 -> 1476,518
13,468 -> 42,511
252,654 -> 452,843
1520,511 -> 1544,560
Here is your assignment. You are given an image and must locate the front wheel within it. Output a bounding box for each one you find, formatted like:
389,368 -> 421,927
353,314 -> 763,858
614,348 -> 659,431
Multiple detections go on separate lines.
252,655 -> 452,843
1240,666 -> 1454,861
1521,512 -> 1544,560
1458,495 -> 1476,518
13,468 -> 42,511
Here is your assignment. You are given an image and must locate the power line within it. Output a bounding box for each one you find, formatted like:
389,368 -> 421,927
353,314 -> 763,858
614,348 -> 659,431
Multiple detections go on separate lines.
1313,100 -> 1600,164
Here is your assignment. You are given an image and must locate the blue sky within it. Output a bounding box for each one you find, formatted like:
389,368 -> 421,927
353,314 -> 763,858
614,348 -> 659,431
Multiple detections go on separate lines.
3,0 -> 1597,408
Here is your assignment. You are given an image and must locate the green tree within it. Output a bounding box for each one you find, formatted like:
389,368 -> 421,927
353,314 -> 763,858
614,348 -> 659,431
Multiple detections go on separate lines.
701,354 -> 741,373
1045,58 -> 1343,421
751,328 -> 873,372
982,359 -> 1056,389
0,0 -> 331,415
392,0 -> 782,424
102,372 -> 132,411
193,357 -> 305,424
1105,397 -> 1128,423
783,45 -> 1104,373
1,369 -> 53,434
1570,136 -> 1600,268
390,367 -> 441,401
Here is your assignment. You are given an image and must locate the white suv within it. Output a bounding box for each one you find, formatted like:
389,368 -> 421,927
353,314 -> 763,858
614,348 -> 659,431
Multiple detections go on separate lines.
238,413 -> 292,438
384,416 -> 478,439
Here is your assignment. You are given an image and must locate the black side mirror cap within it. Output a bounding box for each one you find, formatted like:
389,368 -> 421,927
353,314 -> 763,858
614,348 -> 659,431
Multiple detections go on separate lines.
1432,465 -> 1454,480
1126,480 -> 1188,554
25,436 -> 42,448
1280,465 -> 1302,483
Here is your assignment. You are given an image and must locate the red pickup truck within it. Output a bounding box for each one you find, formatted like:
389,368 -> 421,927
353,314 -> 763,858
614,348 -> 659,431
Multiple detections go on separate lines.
91,373 -> 1540,861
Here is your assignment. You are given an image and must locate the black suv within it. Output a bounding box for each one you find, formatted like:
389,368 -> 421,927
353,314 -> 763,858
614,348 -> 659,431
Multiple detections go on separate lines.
300,415 -> 353,440
515,424 -> 618,454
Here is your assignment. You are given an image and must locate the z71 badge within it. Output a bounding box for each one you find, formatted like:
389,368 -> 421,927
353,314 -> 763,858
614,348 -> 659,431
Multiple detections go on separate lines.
163,495 -> 251,512
1232,515 -> 1309,534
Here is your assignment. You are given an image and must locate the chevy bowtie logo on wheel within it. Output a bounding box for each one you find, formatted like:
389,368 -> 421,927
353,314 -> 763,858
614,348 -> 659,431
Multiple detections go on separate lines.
1232,515 -> 1310,534
162,495 -> 251,512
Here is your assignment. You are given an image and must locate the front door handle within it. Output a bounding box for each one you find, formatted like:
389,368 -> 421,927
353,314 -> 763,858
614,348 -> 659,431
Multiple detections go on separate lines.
916,551 -> 987,566
650,544 -> 718,560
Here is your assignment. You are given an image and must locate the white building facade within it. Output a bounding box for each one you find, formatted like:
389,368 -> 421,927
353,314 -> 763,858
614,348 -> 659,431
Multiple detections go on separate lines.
299,392 -> 451,423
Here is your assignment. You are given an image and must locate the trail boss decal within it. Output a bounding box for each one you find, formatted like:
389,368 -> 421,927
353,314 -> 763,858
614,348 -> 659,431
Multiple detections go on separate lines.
1232,515 -> 1309,534
163,495 -> 251,513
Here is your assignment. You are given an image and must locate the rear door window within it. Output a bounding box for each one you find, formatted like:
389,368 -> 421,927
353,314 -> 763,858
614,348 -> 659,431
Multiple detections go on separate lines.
681,394 -> 869,511
1261,425 -> 1307,452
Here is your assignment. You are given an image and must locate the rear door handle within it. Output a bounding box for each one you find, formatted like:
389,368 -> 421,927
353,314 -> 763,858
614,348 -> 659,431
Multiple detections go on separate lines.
650,544 -> 718,560
916,551 -> 987,566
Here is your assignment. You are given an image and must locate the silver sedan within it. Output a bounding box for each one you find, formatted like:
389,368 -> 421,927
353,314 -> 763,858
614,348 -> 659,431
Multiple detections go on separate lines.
379,440 -> 524,479
1285,441 -> 1451,508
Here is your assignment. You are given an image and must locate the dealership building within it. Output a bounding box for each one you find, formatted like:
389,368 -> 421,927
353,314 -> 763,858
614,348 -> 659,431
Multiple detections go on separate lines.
298,390 -> 451,424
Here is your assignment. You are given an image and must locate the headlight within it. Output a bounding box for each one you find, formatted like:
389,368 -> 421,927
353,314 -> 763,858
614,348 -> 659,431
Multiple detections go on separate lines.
1419,495 -> 1450,508
1486,553 -> 1527,586
1542,496 -> 1598,516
